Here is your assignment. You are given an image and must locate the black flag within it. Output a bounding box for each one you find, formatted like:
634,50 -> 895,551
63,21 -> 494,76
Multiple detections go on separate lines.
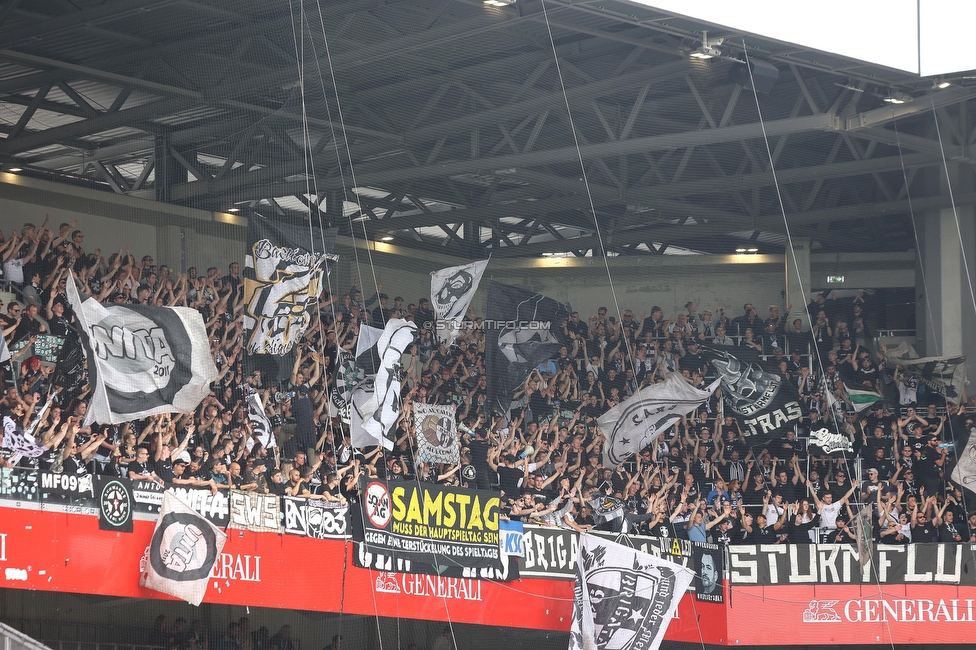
703,346 -> 803,446
485,282 -> 570,413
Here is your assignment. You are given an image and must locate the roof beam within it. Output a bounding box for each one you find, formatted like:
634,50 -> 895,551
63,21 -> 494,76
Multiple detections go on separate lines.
0,0 -> 174,48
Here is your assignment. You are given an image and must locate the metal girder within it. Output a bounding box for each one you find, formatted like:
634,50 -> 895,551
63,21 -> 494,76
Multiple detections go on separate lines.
0,97 -> 188,155
401,59 -> 689,144
297,112 -> 837,191
488,189 -> 976,257
0,50 -> 402,142
0,0 -> 174,48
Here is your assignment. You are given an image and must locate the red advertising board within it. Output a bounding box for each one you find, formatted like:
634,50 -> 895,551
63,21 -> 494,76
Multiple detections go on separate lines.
6,504 -> 973,645
725,584 -> 976,645
0,506 -> 724,643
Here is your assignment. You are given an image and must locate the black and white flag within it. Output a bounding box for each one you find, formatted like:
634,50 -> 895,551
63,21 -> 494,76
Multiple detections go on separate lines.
355,323 -> 383,374
950,428 -> 976,502
330,349 -> 363,422
885,341 -> 967,403
414,402 -> 459,464
600,375 -> 720,467
349,377 -> 376,449
2,409 -> 47,464
807,427 -> 853,457
703,346 -> 803,444
570,534 -> 694,650
430,259 -> 488,345
140,491 -> 227,606
243,216 -> 337,355
586,494 -> 625,528
362,319 -> 416,450
246,392 -> 276,450
485,282 -> 571,413
68,276 -> 217,426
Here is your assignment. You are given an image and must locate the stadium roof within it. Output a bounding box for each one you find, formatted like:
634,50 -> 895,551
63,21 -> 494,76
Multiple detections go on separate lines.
0,0 -> 972,259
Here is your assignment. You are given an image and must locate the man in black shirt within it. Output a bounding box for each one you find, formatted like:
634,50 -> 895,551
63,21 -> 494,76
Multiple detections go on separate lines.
128,447 -> 165,487
14,303 -> 46,341
825,515 -> 856,543
492,453 -> 528,500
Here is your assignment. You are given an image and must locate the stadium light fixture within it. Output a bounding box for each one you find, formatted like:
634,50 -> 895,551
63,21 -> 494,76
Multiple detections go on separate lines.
935,78 -> 952,89
690,30 -> 723,59
883,90 -> 913,104
483,0 -> 514,6
7,167 -> 22,172
227,207 -> 240,213
380,235 -> 394,242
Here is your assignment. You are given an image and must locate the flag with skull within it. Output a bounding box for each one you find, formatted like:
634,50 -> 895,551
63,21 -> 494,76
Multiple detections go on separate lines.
429,259 -> 489,346
485,282 -> 571,414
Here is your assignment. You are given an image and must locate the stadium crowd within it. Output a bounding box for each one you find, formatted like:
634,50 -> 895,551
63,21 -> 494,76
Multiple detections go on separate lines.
1,216 -> 975,547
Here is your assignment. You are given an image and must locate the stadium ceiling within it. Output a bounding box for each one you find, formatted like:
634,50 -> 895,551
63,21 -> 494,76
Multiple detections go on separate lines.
0,0 -> 973,258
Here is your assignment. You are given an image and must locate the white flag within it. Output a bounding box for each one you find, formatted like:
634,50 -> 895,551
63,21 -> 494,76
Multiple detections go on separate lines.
246,392 -> 276,450
951,428 -> 976,502
414,402 -> 459,464
570,534 -> 694,650
430,259 -> 488,345
362,319 -> 416,450
67,276 -> 217,426
600,375 -> 720,467
140,491 -> 227,606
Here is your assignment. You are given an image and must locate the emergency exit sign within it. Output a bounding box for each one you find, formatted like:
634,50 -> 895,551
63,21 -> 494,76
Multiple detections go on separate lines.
826,275 -> 845,283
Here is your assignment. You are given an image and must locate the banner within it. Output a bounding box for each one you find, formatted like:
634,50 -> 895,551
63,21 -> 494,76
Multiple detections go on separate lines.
38,471 -> 93,504
282,496 -> 349,539
885,342 -> 967,403
140,491 -> 227,606
131,479 -> 166,514
430,259 -> 489,345
570,534 -> 694,650
414,403 -> 459,465
704,346 -> 803,443
600,375 -> 720,467
354,542 -> 517,581
499,519 -> 524,559
517,527 -> 719,583
485,282 -> 571,412
692,543 -> 723,603
243,216 -> 337,355
246,392 -> 276,450
356,478 -> 502,569
67,276 -> 218,426
95,475 -> 133,532
727,543 -> 975,585
807,427 -> 853,456
227,490 -> 281,533
361,319 -> 416,450
167,486 -> 230,528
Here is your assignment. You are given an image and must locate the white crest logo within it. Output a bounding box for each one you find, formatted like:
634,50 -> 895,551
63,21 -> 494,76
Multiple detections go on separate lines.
375,572 -> 401,593
802,600 -> 842,622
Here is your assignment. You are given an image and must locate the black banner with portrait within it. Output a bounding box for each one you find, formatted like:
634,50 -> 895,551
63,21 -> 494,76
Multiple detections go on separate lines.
692,542 -> 723,602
